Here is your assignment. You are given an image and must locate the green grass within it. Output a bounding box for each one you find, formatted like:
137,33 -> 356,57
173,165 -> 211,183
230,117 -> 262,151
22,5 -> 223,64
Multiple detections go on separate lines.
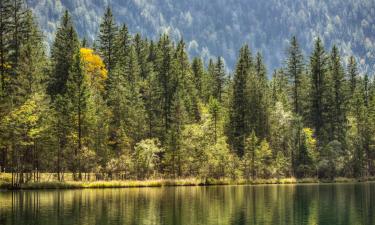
1,173 -> 374,190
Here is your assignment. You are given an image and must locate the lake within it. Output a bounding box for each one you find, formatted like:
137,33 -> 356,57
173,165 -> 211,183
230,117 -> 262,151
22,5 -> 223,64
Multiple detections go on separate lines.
0,183 -> 374,225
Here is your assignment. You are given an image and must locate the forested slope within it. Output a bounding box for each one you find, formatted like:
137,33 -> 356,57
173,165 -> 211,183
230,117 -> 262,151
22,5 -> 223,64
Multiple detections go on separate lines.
0,1 -> 374,186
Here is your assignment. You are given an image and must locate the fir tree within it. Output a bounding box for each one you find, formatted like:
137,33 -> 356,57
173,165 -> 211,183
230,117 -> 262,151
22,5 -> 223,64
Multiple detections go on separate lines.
213,56 -> 225,102
191,57 -> 204,100
228,45 -> 252,156
98,6 -> 118,77
309,37 -> 328,144
347,56 -> 358,96
66,50 -> 88,180
0,0 -> 11,97
48,10 -> 79,98
286,36 -> 304,115
327,45 -> 347,145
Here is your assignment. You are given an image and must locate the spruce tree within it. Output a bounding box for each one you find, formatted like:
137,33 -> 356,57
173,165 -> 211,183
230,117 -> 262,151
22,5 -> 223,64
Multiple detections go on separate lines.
8,0 -> 28,72
133,33 -> 149,80
16,10 -> 46,99
309,37 -> 328,144
98,6 -> 118,77
347,56 -> 358,96
48,10 -> 80,181
286,36 -> 304,115
144,40 -> 160,138
0,0 -> 11,97
123,45 -> 146,145
156,34 -> 174,140
253,52 -> 269,139
327,45 -> 346,145
48,10 -> 79,98
228,45 -> 252,156
191,57 -> 204,99
213,56 -> 225,102
114,24 -> 130,68
204,58 -> 216,101
66,50 -> 88,180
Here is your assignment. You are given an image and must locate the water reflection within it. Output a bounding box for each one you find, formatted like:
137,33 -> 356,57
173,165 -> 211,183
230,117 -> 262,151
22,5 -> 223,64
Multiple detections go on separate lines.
0,183 -> 374,225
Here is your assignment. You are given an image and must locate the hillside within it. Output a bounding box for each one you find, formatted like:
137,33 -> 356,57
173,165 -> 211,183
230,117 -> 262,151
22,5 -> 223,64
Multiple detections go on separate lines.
27,0 -> 375,73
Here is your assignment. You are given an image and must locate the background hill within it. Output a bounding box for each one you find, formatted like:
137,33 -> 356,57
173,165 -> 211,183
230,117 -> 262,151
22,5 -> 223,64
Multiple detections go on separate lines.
27,0 -> 375,73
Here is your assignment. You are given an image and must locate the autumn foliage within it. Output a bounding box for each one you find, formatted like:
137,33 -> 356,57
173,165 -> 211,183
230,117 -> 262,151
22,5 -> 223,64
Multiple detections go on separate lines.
80,48 -> 107,90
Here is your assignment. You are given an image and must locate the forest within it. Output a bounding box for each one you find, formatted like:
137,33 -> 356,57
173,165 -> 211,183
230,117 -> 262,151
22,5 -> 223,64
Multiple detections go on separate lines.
0,1 -> 374,186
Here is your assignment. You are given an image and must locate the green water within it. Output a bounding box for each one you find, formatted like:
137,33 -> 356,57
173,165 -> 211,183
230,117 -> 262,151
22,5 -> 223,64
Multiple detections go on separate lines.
0,183 -> 374,225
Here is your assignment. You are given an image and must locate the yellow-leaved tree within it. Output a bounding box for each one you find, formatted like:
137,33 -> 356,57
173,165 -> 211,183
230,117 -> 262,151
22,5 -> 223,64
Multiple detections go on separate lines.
80,48 -> 108,91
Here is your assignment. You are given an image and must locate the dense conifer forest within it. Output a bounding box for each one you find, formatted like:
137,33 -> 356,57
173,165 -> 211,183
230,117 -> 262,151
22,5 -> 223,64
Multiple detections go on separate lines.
1,2 -> 374,185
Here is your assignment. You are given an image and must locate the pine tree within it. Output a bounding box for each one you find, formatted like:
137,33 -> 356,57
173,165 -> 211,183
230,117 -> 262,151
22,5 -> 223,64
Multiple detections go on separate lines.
16,10 -> 47,99
191,57 -> 204,99
98,6 -> 118,77
114,24 -> 130,68
0,0 -> 11,97
204,58 -> 216,101
327,45 -> 346,145
244,131 -> 258,179
228,45 -> 252,156
309,37 -> 328,144
347,56 -> 358,96
133,33 -> 149,80
106,64 -> 128,155
213,56 -> 225,102
286,36 -> 304,115
66,50 -> 88,180
48,10 -> 79,98
49,10 -> 80,181
8,0 -> 28,72
144,40 -> 159,138
156,34 -> 174,140
174,39 -> 199,122
350,77 -> 367,177
253,52 -> 269,139
123,45 -> 146,145
209,97 -> 221,143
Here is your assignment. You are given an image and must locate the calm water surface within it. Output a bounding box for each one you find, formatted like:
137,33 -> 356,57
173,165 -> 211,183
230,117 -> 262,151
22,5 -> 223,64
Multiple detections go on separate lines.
1,183 -> 375,225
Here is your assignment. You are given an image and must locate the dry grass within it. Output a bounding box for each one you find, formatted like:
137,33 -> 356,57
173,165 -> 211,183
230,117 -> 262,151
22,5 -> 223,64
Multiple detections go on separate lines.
1,173 -> 374,190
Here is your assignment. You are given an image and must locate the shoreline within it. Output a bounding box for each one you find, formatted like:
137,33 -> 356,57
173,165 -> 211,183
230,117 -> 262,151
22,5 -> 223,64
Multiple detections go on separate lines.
1,177 -> 374,190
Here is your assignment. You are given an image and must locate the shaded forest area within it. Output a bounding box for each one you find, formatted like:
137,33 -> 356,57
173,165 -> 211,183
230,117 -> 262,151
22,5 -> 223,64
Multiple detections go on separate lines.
0,2 -> 374,186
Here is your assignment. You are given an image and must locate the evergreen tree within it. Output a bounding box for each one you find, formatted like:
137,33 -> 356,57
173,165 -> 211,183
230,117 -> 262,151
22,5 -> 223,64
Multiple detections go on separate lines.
213,56 -> 225,102
191,57 -> 204,100
253,52 -> 269,139
326,45 -> 347,145
286,36 -> 304,115
350,78 -> 367,177
347,56 -> 358,96
114,24 -> 130,68
144,40 -> 159,138
203,58 -> 216,102
156,34 -> 174,140
48,10 -> 79,97
0,0 -> 11,97
67,49 -> 90,180
98,6 -> 118,77
228,45 -> 252,156
8,0 -> 28,72
309,37 -> 328,144
48,10 -> 80,181
123,45 -> 146,145
244,131 -> 258,179
133,33 -> 149,80
16,11 -> 47,99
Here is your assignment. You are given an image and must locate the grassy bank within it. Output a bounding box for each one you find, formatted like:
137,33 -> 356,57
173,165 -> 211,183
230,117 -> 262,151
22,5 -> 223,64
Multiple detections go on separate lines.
1,174 -> 374,190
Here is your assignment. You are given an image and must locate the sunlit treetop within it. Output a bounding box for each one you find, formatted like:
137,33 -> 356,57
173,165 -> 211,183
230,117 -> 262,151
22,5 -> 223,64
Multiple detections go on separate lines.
80,48 -> 108,90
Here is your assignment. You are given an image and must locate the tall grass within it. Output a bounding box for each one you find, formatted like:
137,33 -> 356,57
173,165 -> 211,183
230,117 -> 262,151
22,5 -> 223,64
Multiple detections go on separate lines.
1,173 -> 374,190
